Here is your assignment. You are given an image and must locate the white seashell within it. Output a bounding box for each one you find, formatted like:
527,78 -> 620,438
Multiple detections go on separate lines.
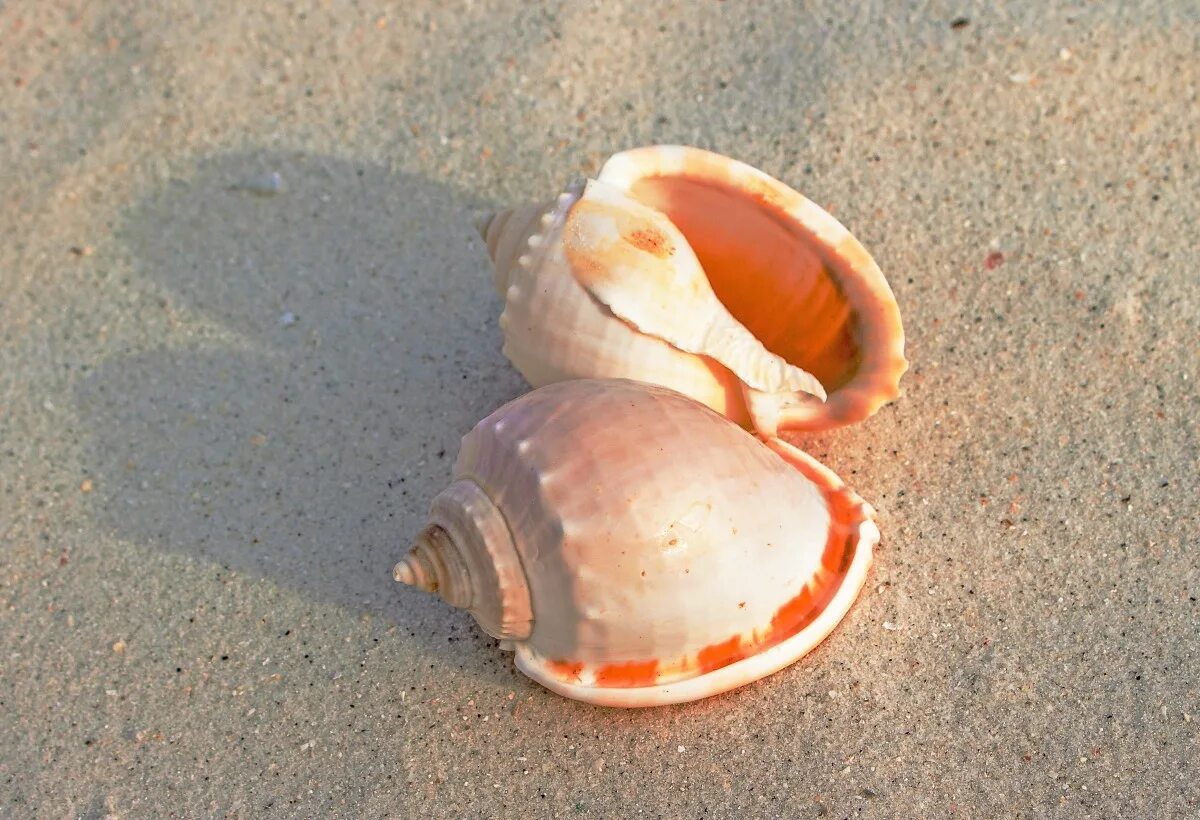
394,379 -> 878,708
478,145 -> 908,434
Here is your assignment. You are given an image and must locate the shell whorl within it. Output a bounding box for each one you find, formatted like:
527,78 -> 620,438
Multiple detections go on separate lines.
395,524 -> 473,606
478,203 -> 544,295
478,181 -> 586,296
394,479 -> 532,641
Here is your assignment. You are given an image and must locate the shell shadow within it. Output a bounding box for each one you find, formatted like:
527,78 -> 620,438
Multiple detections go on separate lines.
74,150 -> 530,664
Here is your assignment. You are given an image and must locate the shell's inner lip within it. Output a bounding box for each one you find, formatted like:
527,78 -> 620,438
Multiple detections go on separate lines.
624,174 -> 862,393
537,475 -> 866,690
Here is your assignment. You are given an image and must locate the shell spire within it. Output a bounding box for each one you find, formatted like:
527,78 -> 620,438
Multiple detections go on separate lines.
394,479 -> 532,641
393,524 -> 472,606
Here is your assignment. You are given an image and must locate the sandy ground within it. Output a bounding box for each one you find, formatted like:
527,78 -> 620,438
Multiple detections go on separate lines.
1,1 -> 1197,816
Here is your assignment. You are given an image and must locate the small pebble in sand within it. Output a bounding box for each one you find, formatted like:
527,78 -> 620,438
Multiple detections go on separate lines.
883,621 -> 899,631
69,245 -> 94,257
280,311 -> 297,326
112,640 -> 127,653
80,479 -> 94,493
232,171 -> 284,196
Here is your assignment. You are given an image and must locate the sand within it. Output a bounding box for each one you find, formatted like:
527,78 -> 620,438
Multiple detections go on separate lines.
1,1 -> 1196,816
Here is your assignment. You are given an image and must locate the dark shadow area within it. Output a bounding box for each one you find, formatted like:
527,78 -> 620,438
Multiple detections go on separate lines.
74,150 -> 530,662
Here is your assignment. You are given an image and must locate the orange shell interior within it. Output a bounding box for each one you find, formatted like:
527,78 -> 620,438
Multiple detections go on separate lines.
541,451 -> 870,689
627,176 -> 861,392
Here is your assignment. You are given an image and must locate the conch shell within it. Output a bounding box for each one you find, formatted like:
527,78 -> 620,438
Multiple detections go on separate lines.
478,145 -> 907,435
394,379 -> 878,707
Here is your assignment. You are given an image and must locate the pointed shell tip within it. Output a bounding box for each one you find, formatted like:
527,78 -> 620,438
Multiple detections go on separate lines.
474,212 -> 495,242
393,547 -> 438,593
393,556 -> 417,587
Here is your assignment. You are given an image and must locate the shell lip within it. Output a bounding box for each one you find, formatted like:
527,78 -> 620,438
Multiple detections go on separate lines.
513,516 -> 876,708
511,437 -> 878,708
597,144 -> 908,433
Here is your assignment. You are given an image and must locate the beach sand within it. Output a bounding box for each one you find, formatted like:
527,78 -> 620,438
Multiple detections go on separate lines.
1,1 -> 1196,815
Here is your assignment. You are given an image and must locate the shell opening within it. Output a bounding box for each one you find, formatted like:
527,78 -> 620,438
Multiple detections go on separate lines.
625,175 -> 862,392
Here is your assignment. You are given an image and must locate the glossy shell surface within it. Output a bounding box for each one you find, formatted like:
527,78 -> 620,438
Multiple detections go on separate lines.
397,379 -> 878,707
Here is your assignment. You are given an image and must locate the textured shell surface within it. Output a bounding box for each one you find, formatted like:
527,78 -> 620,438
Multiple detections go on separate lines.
396,379 -> 878,707
479,145 -> 908,435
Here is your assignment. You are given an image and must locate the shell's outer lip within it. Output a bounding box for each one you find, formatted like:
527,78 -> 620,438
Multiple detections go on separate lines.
596,144 -> 909,432
597,145 -> 856,251
511,437 -> 878,708
513,522 -> 875,708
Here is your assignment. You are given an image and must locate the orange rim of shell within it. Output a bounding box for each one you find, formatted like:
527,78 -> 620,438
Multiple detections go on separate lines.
513,438 -> 878,708
596,145 -> 908,432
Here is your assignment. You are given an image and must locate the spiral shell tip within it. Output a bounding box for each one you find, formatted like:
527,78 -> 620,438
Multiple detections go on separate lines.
393,552 -> 433,591
474,212 -> 495,242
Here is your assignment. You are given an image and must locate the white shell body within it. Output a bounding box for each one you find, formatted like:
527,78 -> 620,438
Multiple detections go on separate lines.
396,379 -> 877,707
481,145 -> 908,434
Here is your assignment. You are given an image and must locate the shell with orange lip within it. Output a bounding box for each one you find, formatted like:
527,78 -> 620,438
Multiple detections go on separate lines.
478,145 -> 908,435
394,379 -> 878,707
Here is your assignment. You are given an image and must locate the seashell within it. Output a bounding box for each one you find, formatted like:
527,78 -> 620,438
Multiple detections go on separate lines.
477,145 -> 907,435
394,379 -> 878,707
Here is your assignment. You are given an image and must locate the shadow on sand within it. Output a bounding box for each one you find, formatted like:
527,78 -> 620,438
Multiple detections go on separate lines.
74,150 -> 531,666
